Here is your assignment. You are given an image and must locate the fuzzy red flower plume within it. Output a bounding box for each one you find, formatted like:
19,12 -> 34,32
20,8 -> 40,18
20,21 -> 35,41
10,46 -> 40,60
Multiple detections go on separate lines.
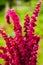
0,1 -> 41,65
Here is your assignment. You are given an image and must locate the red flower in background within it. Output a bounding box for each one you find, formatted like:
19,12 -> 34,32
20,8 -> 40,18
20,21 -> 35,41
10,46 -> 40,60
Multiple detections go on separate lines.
0,1 -> 41,65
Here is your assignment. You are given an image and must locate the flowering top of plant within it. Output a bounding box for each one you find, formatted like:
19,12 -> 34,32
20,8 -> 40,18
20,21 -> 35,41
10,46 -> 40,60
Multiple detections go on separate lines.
0,1 -> 41,65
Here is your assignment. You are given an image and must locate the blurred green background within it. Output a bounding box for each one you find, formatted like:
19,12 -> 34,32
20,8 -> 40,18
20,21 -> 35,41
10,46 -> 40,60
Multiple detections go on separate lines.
0,0 -> 43,65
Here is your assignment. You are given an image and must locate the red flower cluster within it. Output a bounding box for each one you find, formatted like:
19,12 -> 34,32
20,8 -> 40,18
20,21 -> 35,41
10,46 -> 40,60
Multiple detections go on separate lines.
0,1 -> 41,65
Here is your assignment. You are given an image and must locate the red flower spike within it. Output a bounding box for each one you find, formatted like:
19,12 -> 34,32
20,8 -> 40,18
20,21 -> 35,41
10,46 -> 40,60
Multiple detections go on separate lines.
5,9 -> 22,34
31,1 -> 41,22
24,1 -> 41,65
0,1 -> 41,65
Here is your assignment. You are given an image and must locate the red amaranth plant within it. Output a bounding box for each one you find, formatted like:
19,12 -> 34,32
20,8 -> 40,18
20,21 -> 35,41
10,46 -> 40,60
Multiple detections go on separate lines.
0,1 -> 41,65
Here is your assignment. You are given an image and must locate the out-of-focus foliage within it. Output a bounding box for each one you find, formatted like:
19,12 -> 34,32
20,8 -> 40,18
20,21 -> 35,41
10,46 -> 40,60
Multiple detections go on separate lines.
0,0 -> 5,5
23,0 -> 30,2
0,0 -> 5,10
5,0 -> 14,7
0,0 -> 14,10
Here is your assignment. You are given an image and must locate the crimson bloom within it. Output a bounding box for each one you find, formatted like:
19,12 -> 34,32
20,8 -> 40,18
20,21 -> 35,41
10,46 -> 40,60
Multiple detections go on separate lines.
0,1 -> 41,65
